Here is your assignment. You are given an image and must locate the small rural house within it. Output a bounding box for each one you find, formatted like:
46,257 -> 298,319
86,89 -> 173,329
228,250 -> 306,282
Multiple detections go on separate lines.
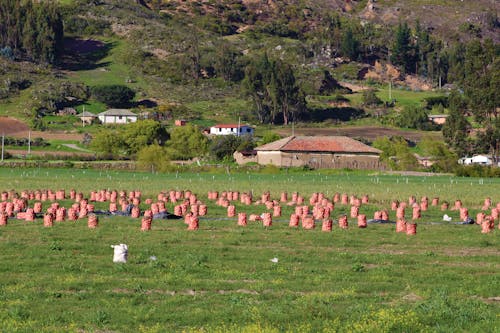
428,114 -> 448,125
253,136 -> 381,169
77,111 -> 96,125
175,119 -> 187,126
97,109 -> 138,125
210,124 -> 254,136
458,155 -> 493,166
415,154 -> 434,168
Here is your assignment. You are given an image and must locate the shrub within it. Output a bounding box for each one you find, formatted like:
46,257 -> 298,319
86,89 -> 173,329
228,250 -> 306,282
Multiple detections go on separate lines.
209,135 -> 254,161
260,132 -> 282,145
395,106 -> 433,130
423,96 -> 449,109
455,165 -> 500,177
166,124 -> 208,160
362,89 -> 383,107
90,85 -> 135,108
373,136 -> 419,170
137,144 -> 171,172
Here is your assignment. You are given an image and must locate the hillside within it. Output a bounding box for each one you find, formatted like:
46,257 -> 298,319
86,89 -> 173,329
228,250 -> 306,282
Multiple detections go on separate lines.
147,0 -> 500,43
0,0 -> 498,166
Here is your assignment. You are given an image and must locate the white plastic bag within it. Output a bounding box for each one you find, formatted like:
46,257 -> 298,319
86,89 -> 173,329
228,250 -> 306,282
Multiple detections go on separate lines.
111,244 -> 128,263
443,214 -> 452,222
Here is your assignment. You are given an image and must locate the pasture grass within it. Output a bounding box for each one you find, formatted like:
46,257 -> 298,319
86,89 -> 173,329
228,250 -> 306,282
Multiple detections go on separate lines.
347,87 -> 441,109
2,168 -> 498,207
68,38 -> 149,94
0,168 -> 498,332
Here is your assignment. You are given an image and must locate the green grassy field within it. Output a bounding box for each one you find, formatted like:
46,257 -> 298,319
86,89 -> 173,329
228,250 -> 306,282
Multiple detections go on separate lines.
0,168 -> 498,332
346,87 -> 441,109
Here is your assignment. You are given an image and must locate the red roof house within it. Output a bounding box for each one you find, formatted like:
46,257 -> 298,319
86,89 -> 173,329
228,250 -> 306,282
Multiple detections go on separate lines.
253,136 -> 381,169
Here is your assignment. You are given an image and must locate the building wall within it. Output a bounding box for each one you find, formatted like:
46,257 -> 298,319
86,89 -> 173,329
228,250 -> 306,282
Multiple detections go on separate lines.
429,117 -> 447,125
233,151 -> 258,165
210,126 -> 254,136
99,116 -> 137,124
80,116 -> 95,124
256,151 -> 283,166
257,151 -> 381,169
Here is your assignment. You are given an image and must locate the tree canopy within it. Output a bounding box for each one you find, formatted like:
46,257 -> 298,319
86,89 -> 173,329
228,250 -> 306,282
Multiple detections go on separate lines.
166,124 -> 208,160
90,85 -> 136,108
243,55 -> 304,125
90,120 -> 169,157
0,0 -> 63,63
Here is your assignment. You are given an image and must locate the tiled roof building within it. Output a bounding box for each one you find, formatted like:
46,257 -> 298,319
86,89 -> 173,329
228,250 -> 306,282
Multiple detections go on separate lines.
253,136 -> 381,169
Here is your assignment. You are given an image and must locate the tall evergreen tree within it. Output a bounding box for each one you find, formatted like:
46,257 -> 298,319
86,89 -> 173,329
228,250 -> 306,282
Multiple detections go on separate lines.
0,0 -> 63,63
391,22 -> 414,74
269,60 -> 304,125
340,27 -> 360,60
442,91 -> 471,157
462,39 -> 498,123
243,54 -> 273,124
244,55 -> 304,125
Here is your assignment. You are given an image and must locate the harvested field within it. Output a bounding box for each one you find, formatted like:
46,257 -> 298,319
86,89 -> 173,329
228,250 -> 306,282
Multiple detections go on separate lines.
0,116 -> 29,135
276,125 -> 442,142
0,117 -> 83,141
0,170 -> 497,332
6,149 -> 94,158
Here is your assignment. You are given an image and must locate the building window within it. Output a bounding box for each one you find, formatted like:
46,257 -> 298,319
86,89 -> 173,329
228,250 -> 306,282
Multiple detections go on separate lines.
219,128 -> 222,132
246,128 -> 251,133
118,116 -> 123,120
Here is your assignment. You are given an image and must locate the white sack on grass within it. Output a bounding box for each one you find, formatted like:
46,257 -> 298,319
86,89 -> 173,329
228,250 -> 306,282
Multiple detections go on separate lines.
443,214 -> 452,222
111,244 -> 128,263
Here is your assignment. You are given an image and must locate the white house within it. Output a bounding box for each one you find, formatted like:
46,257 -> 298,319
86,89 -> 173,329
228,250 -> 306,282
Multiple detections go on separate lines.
459,155 -> 493,166
209,124 -> 254,136
97,109 -> 138,125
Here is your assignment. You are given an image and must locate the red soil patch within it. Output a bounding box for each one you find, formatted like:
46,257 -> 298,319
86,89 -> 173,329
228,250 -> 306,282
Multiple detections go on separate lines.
0,117 -> 83,141
0,117 -> 29,135
24,132 -> 84,141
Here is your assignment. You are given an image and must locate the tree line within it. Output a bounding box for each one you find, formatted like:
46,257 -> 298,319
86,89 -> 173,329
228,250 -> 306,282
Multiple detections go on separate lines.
0,0 -> 63,63
89,121 -> 254,170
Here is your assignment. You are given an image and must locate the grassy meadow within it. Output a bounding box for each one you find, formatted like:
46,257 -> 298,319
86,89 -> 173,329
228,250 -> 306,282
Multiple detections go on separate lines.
0,168 -> 498,332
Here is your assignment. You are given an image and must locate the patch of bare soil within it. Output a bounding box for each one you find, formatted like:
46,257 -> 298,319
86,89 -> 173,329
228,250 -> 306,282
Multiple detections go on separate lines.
405,75 -> 433,91
0,117 -> 29,135
402,293 -> 424,302
111,23 -> 140,38
0,117 -> 84,141
339,81 -> 369,92
441,248 -> 500,257
472,295 -> 500,304
275,126 -> 441,142
110,288 -> 259,296
27,131 -> 84,141
7,149 -> 94,157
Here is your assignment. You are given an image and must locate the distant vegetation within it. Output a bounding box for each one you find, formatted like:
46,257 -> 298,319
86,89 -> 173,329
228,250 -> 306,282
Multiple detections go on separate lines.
0,0 -> 498,168
0,0 -> 63,63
